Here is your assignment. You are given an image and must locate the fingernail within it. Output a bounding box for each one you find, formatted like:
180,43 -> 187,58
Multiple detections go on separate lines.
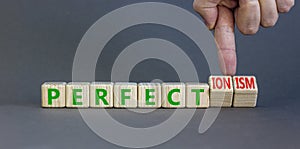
218,50 -> 236,75
225,64 -> 236,76
204,20 -> 213,30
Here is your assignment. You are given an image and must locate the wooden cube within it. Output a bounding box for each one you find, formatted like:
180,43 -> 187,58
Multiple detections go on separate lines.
66,82 -> 90,108
186,83 -> 209,108
138,83 -> 161,108
209,76 -> 233,107
233,76 -> 258,107
90,82 -> 114,108
162,83 -> 185,108
41,82 -> 66,108
114,82 -> 137,108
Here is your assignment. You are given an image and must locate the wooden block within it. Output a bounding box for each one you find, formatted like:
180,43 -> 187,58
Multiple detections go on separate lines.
233,76 -> 258,107
233,76 -> 258,94
209,76 -> 233,107
41,82 -> 66,108
66,82 -> 90,108
138,83 -> 161,108
114,82 -> 137,108
162,83 -> 185,108
90,82 -> 114,108
186,83 -> 209,108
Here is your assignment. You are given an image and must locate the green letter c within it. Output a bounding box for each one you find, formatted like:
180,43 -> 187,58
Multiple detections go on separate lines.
168,89 -> 180,106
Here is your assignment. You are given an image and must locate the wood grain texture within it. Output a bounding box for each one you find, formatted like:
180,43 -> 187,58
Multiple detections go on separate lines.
209,76 -> 233,107
162,83 -> 185,108
90,82 -> 114,108
186,83 -> 209,108
232,76 -> 258,107
138,83 -> 161,108
41,82 -> 66,108
114,82 -> 137,108
66,82 -> 90,108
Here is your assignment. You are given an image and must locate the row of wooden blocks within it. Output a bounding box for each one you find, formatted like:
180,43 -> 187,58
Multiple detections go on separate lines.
41,76 -> 258,108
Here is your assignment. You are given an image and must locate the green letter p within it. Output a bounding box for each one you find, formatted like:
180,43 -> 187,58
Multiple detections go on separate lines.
48,88 -> 60,105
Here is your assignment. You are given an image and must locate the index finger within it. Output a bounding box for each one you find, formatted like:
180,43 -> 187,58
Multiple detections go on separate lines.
214,5 -> 236,75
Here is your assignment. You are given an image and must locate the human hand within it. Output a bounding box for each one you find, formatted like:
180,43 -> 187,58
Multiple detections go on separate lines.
193,0 -> 294,75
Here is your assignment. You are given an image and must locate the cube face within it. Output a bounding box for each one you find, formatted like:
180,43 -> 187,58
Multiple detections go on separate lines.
138,83 -> 161,108
41,82 -> 66,108
233,94 -> 258,107
66,82 -> 90,108
90,82 -> 114,108
233,76 -> 258,94
209,76 -> 233,107
162,83 -> 185,108
233,76 -> 258,107
186,83 -> 209,108
114,83 -> 137,108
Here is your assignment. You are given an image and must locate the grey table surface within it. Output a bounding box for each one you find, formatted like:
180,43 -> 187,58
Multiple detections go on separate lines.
0,0 -> 300,149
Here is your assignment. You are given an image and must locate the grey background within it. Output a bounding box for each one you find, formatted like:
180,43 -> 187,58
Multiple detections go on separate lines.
0,0 -> 299,148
